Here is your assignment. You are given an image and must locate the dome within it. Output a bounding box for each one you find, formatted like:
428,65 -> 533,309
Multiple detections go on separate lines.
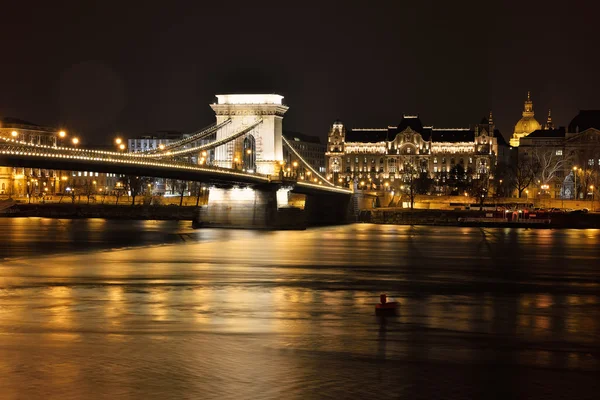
514,116 -> 541,135
568,110 -> 600,133
510,91 -> 541,147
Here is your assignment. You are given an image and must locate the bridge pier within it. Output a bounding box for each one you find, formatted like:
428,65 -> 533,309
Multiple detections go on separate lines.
193,186 -> 354,229
194,186 -> 305,229
302,191 -> 354,226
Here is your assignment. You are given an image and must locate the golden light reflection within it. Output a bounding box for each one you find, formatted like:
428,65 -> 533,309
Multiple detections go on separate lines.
46,286 -> 75,331
105,286 -> 125,326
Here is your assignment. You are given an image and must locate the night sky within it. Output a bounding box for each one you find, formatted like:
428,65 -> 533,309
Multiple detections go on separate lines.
2,1 -> 599,145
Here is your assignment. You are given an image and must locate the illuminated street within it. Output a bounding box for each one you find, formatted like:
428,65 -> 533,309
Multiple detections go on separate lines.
0,219 -> 598,399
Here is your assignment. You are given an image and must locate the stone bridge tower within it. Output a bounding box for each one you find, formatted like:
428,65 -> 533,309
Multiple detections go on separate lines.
211,94 -> 289,175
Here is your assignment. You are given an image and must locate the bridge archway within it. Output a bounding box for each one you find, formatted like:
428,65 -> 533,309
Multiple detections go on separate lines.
243,135 -> 256,171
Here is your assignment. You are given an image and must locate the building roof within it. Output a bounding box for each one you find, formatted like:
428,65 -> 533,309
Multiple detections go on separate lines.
346,128 -> 389,143
0,116 -> 40,127
568,110 -> 600,133
283,130 -> 321,144
431,129 -> 475,142
526,127 -> 566,138
494,130 -> 509,146
396,115 -> 423,133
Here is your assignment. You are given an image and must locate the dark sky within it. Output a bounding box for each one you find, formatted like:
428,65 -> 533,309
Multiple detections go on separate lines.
2,1 -> 599,145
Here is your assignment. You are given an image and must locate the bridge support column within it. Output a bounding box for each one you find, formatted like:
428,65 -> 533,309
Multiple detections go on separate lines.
194,186 -> 305,229
302,192 -> 353,226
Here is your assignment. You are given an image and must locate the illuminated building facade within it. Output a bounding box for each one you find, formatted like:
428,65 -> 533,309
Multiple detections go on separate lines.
325,114 -> 507,191
0,117 -> 64,196
128,131 -> 189,153
282,131 -> 326,173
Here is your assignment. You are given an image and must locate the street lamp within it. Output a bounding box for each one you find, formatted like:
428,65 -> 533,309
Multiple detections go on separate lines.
119,143 -> 126,151
72,137 -> 79,145
590,185 -> 595,210
59,130 -> 66,138
159,143 -> 165,150
573,166 -> 579,199
11,131 -> 18,138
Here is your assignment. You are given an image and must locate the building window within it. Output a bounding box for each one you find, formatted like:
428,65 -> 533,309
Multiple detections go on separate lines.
589,159 -> 595,166
434,166 -> 438,173
469,157 -> 473,164
556,149 -> 563,156
433,158 -> 438,164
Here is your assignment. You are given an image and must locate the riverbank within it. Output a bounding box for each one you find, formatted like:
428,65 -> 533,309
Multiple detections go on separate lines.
0,203 -> 197,220
359,208 -> 600,228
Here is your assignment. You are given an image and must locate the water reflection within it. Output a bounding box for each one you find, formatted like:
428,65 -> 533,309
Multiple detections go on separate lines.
0,221 -> 599,398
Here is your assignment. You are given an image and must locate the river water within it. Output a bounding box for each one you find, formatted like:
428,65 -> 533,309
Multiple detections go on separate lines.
0,218 -> 599,399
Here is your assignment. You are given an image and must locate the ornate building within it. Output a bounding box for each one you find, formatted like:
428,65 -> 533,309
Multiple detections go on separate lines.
519,110 -> 600,199
325,114 -> 507,192
510,92 -> 542,147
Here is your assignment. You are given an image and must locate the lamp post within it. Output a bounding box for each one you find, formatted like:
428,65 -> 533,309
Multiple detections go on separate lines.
72,137 -> 79,146
573,166 -> 578,200
58,130 -> 66,147
591,185 -> 595,211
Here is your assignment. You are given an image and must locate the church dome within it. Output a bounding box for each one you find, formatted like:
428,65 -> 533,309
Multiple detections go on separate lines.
514,115 -> 541,135
510,91 -> 541,146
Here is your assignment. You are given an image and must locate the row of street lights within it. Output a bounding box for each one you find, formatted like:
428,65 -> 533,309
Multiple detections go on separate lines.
9,129 -> 79,146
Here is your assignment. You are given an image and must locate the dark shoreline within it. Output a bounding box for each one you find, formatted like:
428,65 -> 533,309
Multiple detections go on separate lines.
0,203 -> 197,221
358,209 -> 600,229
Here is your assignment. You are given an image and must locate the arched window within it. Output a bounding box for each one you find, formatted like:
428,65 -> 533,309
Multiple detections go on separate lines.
243,135 -> 256,171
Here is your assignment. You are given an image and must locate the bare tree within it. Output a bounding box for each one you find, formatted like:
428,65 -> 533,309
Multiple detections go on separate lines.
402,163 -> 418,209
532,146 -> 571,185
509,157 -> 539,198
81,181 -> 95,204
177,180 -> 188,206
125,176 -> 150,206
471,173 -> 490,209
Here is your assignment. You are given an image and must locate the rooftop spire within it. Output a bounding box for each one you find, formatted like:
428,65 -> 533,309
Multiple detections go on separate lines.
546,109 -> 553,129
523,91 -> 534,116
488,110 -> 494,125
